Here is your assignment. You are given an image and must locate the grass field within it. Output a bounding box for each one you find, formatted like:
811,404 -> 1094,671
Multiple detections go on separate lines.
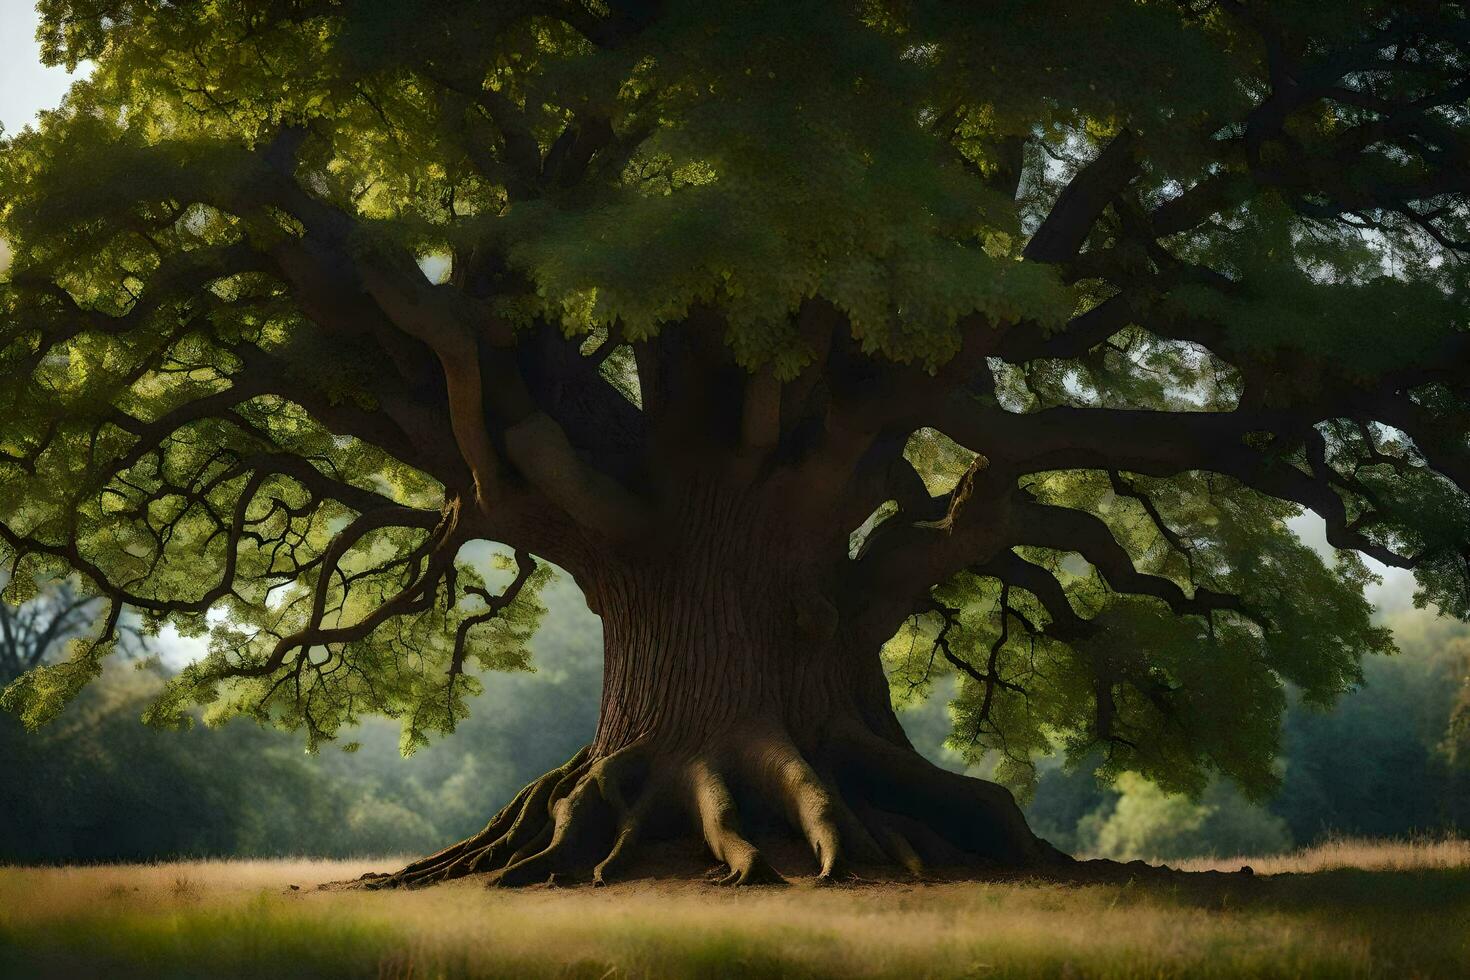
2,840 -> 1468,979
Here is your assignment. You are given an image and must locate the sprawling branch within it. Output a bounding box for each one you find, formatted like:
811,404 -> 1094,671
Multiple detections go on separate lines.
1,450 -> 438,622
1023,130 -> 1139,265
247,504 -> 452,679
933,399 -> 1429,569
451,549 -> 537,685
1002,497 -> 1248,619
237,133 -> 653,545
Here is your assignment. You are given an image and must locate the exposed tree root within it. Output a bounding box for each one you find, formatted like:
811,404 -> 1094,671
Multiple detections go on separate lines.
353,719 -> 1092,890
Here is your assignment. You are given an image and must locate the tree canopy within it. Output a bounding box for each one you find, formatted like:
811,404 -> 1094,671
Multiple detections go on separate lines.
2,0 -> 1469,804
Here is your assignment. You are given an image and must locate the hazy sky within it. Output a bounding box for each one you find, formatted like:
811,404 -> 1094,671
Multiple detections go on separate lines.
0,4 -> 83,135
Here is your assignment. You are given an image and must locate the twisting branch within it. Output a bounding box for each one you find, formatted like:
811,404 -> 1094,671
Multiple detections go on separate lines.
238,129 -> 653,544
1108,471 -> 1198,581
1023,129 -> 1139,265
246,502 -> 458,680
926,586 -> 1029,735
970,551 -> 1093,640
1002,495 -> 1248,620
450,549 -> 539,691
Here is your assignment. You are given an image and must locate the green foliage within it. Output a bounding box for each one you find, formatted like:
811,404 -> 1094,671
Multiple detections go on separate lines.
0,572 -> 601,863
1025,612 -> 1470,856
14,0 -> 1081,364
0,664 -> 348,862
888,468 -> 1393,798
1272,612 -> 1470,842
1079,772 -> 1294,862
159,548 -> 553,756
1,0 -> 1467,808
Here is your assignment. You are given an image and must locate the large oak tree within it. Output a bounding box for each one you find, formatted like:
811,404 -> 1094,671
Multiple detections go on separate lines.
2,0 -> 1468,885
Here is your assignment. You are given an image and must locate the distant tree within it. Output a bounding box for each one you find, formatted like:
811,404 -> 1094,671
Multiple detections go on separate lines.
0,574 -> 604,864
1029,614 -> 1470,852
0,662 -> 354,863
1276,651 -> 1451,839
0,576 -> 143,685
1443,632 -> 1470,769
0,579 -> 95,685
1077,771 -> 1293,862
2,1 -> 1469,886
1271,612 -> 1470,838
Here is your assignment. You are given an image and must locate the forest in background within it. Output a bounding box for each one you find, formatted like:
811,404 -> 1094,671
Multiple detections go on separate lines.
3,571 -> 1468,865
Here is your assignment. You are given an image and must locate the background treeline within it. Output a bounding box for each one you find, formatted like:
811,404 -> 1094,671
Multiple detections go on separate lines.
2,577 -> 1468,864
1023,609 -> 1470,860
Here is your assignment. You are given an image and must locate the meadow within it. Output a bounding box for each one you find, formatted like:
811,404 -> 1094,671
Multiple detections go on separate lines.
1,840 -> 1468,979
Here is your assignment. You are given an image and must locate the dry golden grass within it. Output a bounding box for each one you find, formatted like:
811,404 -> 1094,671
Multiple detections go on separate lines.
0,857 -> 390,917
2,841 -> 1468,978
1175,834 -> 1470,874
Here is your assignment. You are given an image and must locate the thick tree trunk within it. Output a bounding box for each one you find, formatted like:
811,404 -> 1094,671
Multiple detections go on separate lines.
364,485 -> 1066,888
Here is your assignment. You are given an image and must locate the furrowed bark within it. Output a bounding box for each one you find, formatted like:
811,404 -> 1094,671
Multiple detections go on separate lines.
363,477 -> 1064,888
